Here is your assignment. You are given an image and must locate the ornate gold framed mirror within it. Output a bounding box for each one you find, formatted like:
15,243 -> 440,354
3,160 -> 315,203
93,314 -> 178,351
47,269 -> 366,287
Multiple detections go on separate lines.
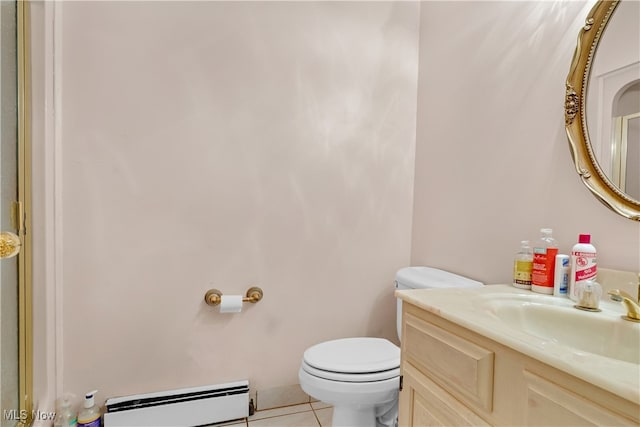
565,0 -> 640,221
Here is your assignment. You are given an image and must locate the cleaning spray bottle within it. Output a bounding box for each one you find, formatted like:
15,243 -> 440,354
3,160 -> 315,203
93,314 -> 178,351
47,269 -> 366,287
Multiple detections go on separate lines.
77,390 -> 101,427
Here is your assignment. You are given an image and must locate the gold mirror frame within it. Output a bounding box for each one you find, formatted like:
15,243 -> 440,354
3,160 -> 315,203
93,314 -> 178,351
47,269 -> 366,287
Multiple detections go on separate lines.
565,0 -> 640,221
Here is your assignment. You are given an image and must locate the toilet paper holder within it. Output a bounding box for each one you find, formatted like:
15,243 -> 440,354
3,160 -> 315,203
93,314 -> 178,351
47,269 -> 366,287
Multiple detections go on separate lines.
204,287 -> 264,306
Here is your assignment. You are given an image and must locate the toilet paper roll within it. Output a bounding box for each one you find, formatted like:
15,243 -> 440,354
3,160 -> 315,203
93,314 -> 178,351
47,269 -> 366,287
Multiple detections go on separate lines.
219,295 -> 243,313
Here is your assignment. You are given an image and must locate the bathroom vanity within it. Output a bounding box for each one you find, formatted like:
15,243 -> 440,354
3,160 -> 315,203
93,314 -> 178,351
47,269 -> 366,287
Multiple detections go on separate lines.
396,286 -> 640,426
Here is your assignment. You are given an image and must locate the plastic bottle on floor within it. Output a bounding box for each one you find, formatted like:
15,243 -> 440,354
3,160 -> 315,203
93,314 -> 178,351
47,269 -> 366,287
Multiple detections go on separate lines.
53,394 -> 77,427
77,391 -> 101,427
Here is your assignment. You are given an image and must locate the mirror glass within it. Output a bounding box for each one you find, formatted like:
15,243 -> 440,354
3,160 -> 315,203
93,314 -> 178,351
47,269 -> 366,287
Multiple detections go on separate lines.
586,0 -> 640,201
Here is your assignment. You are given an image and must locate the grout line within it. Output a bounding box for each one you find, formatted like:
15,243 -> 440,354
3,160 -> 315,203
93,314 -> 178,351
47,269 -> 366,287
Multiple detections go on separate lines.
312,406 -> 334,427
246,405 -> 327,426
311,408 -> 322,427
255,402 -> 311,412
250,410 -> 315,421
249,405 -> 315,422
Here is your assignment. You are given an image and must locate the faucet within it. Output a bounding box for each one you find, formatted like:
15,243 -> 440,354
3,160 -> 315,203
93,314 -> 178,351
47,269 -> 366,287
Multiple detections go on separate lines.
607,289 -> 640,323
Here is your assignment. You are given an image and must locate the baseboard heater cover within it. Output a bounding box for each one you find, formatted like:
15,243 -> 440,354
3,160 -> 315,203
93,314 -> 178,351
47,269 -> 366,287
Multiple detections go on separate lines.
103,380 -> 249,426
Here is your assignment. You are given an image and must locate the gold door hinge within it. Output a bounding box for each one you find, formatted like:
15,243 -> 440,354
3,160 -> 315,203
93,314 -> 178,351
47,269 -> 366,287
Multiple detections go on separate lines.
13,201 -> 25,235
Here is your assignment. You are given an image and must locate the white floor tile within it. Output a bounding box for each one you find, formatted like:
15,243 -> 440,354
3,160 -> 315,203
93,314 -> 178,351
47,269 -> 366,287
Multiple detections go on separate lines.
310,401 -> 331,411
248,410 -> 320,427
314,407 -> 333,427
249,403 -> 313,421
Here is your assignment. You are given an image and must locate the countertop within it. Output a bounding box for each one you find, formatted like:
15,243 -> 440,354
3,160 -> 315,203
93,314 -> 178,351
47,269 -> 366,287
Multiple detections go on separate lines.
395,284 -> 640,404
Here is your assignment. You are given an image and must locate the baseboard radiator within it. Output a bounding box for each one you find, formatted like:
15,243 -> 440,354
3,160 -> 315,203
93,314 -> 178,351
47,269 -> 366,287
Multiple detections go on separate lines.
103,380 -> 250,426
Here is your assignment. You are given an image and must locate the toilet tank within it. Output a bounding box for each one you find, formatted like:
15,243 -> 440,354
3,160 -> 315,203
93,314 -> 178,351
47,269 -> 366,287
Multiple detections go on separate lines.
395,267 -> 484,340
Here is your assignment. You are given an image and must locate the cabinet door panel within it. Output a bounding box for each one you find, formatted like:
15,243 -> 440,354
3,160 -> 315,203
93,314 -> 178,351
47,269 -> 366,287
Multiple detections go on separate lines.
404,313 -> 494,411
399,363 -> 491,427
523,371 -> 636,427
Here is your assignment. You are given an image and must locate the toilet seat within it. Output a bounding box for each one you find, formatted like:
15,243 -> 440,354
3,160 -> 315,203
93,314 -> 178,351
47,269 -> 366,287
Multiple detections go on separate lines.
302,337 -> 400,382
301,360 -> 399,382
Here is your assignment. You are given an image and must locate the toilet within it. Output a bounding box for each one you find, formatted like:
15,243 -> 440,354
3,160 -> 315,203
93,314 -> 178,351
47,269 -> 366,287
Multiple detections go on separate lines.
298,267 -> 484,427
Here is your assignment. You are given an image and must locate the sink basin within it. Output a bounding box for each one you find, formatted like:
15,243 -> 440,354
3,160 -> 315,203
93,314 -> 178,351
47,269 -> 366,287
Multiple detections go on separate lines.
475,293 -> 640,364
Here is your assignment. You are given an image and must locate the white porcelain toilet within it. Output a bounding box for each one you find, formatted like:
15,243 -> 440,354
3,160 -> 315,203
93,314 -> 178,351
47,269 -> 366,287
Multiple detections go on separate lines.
298,267 -> 483,427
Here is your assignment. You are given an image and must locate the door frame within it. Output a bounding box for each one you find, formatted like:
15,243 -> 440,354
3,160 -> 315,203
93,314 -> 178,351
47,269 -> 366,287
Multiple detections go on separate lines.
16,0 -> 33,424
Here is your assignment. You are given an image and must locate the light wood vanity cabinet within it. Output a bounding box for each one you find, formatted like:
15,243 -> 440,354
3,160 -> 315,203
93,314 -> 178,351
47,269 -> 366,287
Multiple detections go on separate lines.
398,302 -> 640,427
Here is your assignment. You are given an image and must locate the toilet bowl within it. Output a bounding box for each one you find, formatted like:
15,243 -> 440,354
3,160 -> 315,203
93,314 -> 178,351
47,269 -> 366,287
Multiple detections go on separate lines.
299,337 -> 399,427
298,267 -> 484,427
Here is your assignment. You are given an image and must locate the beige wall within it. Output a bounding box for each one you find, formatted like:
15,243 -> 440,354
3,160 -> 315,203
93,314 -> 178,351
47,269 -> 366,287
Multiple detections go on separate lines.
411,1 -> 640,284
32,0 -> 640,411
56,1 -> 419,399
30,0 -> 52,412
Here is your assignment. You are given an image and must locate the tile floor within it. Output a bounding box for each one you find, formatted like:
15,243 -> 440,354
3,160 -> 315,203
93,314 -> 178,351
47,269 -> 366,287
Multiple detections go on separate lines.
220,401 -> 333,427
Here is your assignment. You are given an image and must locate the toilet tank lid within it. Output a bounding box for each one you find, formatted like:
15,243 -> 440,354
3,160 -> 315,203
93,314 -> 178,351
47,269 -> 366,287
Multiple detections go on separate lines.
395,266 -> 484,290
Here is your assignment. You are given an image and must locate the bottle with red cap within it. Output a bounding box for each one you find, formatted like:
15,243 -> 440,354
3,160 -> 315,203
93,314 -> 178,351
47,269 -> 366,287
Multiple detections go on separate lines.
569,234 -> 597,302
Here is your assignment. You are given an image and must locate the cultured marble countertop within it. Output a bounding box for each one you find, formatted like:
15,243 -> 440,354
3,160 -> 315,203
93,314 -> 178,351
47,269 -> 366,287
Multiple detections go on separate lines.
395,284 -> 640,404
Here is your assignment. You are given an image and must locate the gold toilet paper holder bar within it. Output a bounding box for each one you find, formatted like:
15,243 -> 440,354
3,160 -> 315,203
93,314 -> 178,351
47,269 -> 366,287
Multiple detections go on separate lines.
204,287 -> 264,306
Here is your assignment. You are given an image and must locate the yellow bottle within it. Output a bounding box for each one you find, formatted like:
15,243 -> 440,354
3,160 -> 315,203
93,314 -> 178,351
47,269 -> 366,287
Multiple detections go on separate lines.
513,240 -> 533,289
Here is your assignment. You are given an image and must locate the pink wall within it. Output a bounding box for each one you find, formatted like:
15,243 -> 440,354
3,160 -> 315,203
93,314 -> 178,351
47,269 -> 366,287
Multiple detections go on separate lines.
57,2 -> 419,399
411,1 -> 640,284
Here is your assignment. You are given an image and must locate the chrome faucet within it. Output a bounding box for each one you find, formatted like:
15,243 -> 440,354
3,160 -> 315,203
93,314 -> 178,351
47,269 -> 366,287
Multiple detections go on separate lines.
607,289 -> 640,323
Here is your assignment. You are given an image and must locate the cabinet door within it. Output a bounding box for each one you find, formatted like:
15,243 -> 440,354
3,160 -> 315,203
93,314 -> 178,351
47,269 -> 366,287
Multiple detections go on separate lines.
403,313 -> 494,412
523,371 -> 637,426
399,363 -> 491,427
